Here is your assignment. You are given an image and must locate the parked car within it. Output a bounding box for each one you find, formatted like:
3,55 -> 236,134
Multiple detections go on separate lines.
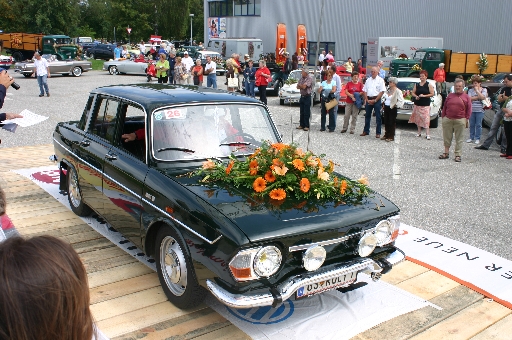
81,42 -> 98,55
53,83 -> 404,310
386,78 -> 441,128
492,73 -> 508,84
13,54 -> 92,77
0,55 -> 13,70
278,69 -> 321,105
194,51 -> 226,76
103,59 -> 149,75
86,43 -> 115,60
337,72 -> 353,109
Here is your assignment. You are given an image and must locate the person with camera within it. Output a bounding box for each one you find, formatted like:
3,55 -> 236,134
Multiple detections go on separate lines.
32,52 -> 50,97
0,70 -> 23,130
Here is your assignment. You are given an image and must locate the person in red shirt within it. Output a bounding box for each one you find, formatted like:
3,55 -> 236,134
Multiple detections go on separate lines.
341,71 -> 364,134
433,63 -> 447,107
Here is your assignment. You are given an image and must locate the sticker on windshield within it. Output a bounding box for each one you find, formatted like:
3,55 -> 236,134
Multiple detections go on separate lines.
154,112 -> 163,120
163,108 -> 186,119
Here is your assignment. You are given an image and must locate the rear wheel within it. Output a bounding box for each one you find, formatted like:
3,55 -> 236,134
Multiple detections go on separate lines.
279,98 -> 284,105
89,53 -> 95,60
67,166 -> 91,217
155,226 -> 206,309
72,66 -> 82,77
12,51 -> 24,62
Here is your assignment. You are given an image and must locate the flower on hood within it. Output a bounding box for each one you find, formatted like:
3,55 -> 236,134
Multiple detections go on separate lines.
318,168 -> 329,181
202,159 -> 215,169
269,188 -> 286,200
253,177 -> 266,192
358,175 -> 369,186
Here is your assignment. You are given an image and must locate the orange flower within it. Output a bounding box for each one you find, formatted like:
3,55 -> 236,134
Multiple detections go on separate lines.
274,165 -> 288,176
358,175 -> 369,186
272,158 -> 284,167
328,160 -> 334,173
306,156 -> 317,167
225,160 -> 234,175
265,170 -> 276,183
271,143 -> 287,151
269,188 -> 286,200
295,148 -> 305,158
249,159 -> 258,168
340,180 -> 347,195
253,177 -> 266,192
292,159 -> 305,171
300,178 -> 310,193
249,168 -> 258,175
316,158 -> 323,168
333,177 -> 339,186
202,159 -> 215,169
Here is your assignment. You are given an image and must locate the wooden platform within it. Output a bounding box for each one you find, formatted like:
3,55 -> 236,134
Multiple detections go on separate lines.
1,144 -> 510,340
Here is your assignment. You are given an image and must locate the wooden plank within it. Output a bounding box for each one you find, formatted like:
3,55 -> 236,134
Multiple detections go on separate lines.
411,300 -> 511,340
87,262 -> 154,288
472,313 -> 512,339
192,325 -> 250,340
353,285 -> 483,340
17,218 -> 89,235
111,308 -> 234,340
95,301 -> 206,338
396,270 -> 460,300
497,55 -> 512,73
465,54 -> 480,74
450,53 -> 467,74
90,273 -> 160,305
381,260 -> 429,285
10,210 -> 82,228
80,245 -> 127,264
91,286 -> 169,321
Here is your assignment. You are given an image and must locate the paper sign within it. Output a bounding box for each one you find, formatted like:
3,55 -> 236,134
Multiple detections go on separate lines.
163,108 -> 186,119
3,109 -> 48,127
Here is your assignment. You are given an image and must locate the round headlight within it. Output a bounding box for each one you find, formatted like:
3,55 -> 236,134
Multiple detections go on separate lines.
303,245 -> 326,271
358,233 -> 377,257
375,220 -> 392,245
253,246 -> 282,277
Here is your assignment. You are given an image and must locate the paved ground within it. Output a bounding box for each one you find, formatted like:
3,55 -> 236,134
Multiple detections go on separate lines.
1,70 -> 510,261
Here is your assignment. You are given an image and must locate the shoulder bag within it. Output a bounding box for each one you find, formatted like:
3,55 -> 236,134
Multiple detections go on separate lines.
482,97 -> 492,110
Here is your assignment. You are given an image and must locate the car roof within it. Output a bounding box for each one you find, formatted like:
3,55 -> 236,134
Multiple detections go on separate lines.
397,77 -> 436,83
91,84 -> 262,112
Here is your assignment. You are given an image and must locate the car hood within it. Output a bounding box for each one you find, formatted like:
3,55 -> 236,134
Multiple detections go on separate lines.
167,170 -> 399,243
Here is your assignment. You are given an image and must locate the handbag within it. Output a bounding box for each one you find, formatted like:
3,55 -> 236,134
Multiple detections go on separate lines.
325,98 -> 339,111
181,73 -> 188,80
482,97 -> 492,110
227,77 -> 238,88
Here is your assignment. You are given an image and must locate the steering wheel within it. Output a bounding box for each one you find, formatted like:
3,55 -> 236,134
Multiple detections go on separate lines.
220,132 -> 259,146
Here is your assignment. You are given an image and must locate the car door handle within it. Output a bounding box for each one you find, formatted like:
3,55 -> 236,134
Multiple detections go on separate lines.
105,152 -> 117,161
80,140 -> 90,147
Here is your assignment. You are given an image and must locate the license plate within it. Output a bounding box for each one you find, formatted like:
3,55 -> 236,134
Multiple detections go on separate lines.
403,104 -> 413,110
284,98 -> 299,104
296,271 -> 357,298
338,101 -> 346,106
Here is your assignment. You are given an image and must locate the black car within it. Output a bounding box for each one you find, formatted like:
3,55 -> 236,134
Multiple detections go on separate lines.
53,84 -> 404,309
86,43 -> 115,60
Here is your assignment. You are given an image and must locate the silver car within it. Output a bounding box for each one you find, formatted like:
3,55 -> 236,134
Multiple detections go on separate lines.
13,54 -> 92,77
278,70 -> 321,105
103,59 -> 149,75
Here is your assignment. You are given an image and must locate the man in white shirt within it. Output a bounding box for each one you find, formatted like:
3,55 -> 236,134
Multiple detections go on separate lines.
32,52 -> 50,97
361,67 -> 386,137
182,51 -> 194,84
318,51 -> 326,65
204,55 -> 217,88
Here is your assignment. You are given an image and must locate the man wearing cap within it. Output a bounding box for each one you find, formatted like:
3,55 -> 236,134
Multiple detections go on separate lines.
182,51 -> 194,84
434,63 -> 447,107
296,67 -> 313,131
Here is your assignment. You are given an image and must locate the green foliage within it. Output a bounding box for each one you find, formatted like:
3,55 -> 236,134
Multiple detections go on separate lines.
90,59 -> 104,70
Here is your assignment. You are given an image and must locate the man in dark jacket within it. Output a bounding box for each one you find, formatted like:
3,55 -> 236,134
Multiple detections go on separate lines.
283,52 -> 292,81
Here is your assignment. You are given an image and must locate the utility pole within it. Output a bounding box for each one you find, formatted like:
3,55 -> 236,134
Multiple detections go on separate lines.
189,14 -> 195,45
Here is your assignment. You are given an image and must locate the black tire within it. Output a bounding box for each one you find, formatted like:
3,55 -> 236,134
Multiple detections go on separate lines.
108,65 -> 118,75
155,226 -> 206,309
23,73 -> 32,78
12,51 -> 24,62
274,80 -> 283,94
67,166 -> 92,217
430,113 -> 439,129
89,53 -> 95,60
279,98 -> 284,105
72,66 -> 82,77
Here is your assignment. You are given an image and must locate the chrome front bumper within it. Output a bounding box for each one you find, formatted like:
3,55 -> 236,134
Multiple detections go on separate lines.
206,248 -> 405,309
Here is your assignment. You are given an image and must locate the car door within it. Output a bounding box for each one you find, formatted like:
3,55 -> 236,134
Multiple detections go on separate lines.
79,96 -> 119,216
101,101 -> 148,248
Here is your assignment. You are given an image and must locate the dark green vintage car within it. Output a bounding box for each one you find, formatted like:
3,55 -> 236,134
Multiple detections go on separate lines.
53,84 -> 404,309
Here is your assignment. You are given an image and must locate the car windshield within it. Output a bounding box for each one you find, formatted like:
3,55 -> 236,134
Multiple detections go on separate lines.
288,71 -> 302,81
151,103 -> 279,161
55,38 -> 71,44
396,82 -> 416,91
413,51 -> 426,61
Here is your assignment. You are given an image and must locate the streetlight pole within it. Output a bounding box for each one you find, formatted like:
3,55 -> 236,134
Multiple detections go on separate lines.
189,14 -> 194,45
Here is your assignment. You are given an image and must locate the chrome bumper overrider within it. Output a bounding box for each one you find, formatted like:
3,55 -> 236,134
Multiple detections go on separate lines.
206,248 -> 405,308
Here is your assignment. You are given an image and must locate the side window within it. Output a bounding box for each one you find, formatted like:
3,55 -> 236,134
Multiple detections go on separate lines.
119,103 -> 146,162
78,95 -> 94,130
89,97 -> 120,142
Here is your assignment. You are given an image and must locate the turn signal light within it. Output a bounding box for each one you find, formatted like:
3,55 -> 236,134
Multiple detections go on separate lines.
229,266 -> 252,280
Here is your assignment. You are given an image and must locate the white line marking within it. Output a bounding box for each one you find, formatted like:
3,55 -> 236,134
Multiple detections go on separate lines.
393,131 -> 401,180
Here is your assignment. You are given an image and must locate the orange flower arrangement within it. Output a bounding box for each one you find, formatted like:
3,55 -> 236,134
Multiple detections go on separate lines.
195,141 -> 370,202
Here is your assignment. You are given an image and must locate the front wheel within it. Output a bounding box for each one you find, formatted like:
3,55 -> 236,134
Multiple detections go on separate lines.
108,65 -> 118,75
274,80 -> 283,93
72,66 -> 82,77
89,53 -> 95,60
155,226 -> 206,309
67,166 -> 91,216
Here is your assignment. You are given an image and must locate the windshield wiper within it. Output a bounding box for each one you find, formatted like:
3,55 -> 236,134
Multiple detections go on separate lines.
156,147 -> 195,153
219,141 -> 254,147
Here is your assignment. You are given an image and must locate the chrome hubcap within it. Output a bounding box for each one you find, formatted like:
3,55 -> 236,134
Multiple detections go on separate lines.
160,236 -> 187,296
68,170 -> 81,208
